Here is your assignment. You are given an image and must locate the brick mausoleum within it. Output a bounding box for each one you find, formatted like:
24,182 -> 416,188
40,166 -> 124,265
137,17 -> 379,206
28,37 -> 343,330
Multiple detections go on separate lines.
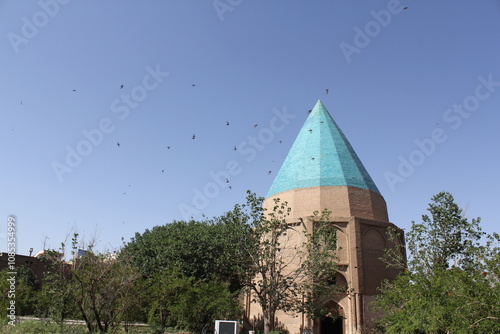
244,100 -> 404,334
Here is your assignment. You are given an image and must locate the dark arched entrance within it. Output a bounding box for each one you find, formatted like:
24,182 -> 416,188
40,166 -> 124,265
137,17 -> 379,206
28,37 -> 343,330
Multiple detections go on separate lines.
319,301 -> 344,334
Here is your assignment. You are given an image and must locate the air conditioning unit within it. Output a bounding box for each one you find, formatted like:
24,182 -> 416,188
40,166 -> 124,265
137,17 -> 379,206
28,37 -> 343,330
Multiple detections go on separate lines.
215,320 -> 239,334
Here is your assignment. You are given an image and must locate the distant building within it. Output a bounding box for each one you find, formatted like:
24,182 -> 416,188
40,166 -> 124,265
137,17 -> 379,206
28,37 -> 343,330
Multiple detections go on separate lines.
244,101 -> 405,334
0,248 -> 75,283
0,252 -> 47,283
74,248 -> 88,259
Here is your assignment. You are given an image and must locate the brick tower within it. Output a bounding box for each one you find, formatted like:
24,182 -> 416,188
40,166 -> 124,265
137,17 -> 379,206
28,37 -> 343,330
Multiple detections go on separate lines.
246,100 -> 403,334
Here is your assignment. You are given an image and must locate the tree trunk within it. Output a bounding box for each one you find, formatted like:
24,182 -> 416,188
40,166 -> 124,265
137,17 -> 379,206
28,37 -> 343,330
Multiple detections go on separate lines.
263,308 -> 276,334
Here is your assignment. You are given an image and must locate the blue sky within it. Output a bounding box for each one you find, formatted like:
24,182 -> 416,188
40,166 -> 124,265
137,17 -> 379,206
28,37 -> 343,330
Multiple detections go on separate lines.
1,0 -> 499,255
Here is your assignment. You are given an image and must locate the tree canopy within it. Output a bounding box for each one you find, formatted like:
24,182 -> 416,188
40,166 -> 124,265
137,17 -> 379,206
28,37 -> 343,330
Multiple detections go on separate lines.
375,191 -> 500,334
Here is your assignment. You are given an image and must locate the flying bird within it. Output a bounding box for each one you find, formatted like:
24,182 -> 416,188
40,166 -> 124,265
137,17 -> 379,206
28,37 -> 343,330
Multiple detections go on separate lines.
192,134 -> 196,139
117,142 -> 120,147
167,146 -> 171,150
403,6 -> 408,9
228,186 -> 232,190
73,89 -> 76,92
226,179 -> 230,183
192,84 -> 196,87
233,146 -> 237,151
120,84 -> 124,89
253,124 -> 258,128
162,169 -> 164,174
325,89 -> 329,94
309,129 -> 312,133
226,121 -> 230,126
268,171 -> 272,175
308,110 -> 312,113
279,141 -> 282,144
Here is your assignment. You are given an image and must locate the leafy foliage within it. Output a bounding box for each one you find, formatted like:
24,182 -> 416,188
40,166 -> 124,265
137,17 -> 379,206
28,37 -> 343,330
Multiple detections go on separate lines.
35,247 -> 79,322
375,191 -> 500,333
121,213 -> 254,331
121,219 -> 251,290
298,209 -> 343,319
0,265 -> 40,320
231,192 -> 341,334
168,277 -> 243,333
0,319 -> 89,334
72,250 -> 140,333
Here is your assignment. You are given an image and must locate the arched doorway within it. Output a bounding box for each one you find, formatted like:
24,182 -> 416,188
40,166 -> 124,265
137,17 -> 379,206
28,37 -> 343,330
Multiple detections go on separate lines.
319,301 -> 344,334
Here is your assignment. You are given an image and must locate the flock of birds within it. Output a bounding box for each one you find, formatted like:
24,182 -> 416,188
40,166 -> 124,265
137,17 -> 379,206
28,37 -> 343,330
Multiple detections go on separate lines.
113,86 -> 333,198
19,84 -> 332,199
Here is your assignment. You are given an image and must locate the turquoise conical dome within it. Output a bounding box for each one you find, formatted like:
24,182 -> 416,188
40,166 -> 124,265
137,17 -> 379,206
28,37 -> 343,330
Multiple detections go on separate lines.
266,100 -> 380,198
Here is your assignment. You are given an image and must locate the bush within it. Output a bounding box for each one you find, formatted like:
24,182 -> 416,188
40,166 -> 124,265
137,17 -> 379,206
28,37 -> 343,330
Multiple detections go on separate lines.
0,320 -> 87,334
0,320 -> 157,334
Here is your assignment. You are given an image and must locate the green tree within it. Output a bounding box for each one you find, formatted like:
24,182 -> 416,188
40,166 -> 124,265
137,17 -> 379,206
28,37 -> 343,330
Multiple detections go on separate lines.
169,277 -> 243,333
35,246 -> 79,324
140,269 -> 190,330
298,210 -> 344,319
121,219 -> 251,287
0,265 -> 40,319
72,250 -> 140,333
121,217 -> 253,331
13,265 -> 40,316
234,192 -> 340,334
375,191 -> 500,333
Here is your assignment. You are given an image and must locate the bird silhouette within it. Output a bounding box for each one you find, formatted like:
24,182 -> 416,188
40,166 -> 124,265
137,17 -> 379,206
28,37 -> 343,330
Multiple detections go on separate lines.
72,89 -> 76,92
167,146 -> 171,150
403,6 -> 408,9
226,179 -> 230,183
325,89 -> 329,94
117,142 -> 120,147
228,186 -> 232,190
253,124 -> 258,128
20,101 -> 23,105
192,134 -> 196,139
120,84 -> 124,89
233,146 -> 237,151
162,170 -> 164,174
279,141 -> 282,144
309,129 -> 312,133
308,110 -> 312,113
192,84 -> 196,87
268,171 -> 272,175
226,121 -> 230,126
